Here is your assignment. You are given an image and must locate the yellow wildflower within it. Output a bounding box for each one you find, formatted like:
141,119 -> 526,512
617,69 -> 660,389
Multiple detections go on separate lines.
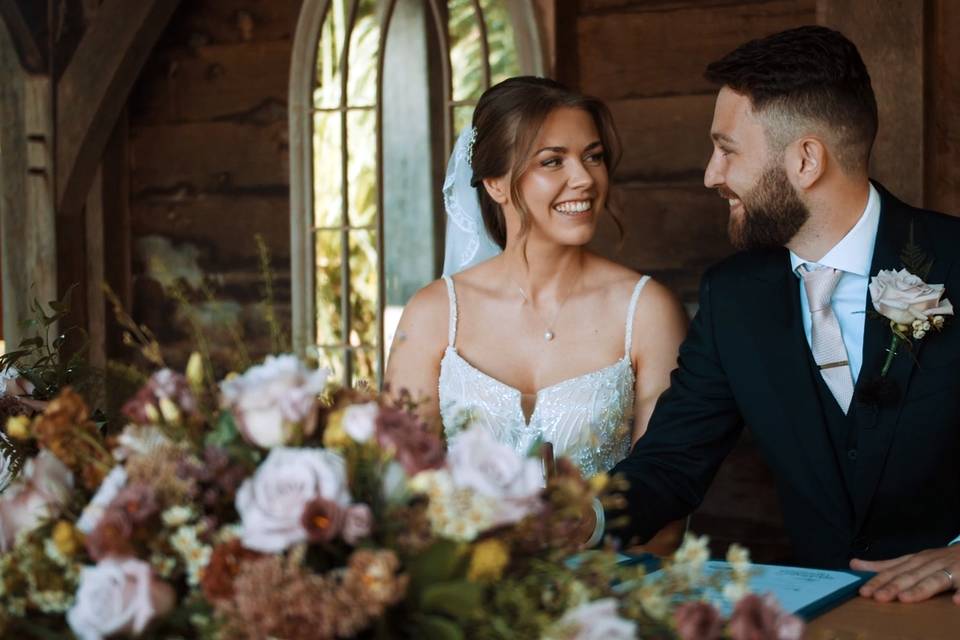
322,409 -> 350,449
588,472 -> 609,493
52,520 -> 80,557
186,351 -> 205,389
467,539 -> 509,582
5,415 -> 31,439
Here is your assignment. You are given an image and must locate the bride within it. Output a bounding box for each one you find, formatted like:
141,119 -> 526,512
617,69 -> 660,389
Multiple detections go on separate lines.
385,77 -> 686,539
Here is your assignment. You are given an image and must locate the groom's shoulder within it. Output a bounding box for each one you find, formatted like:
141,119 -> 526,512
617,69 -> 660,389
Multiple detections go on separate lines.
702,247 -> 787,288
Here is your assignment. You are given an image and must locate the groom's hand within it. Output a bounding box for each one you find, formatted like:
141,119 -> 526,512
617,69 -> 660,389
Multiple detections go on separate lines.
851,546 -> 960,604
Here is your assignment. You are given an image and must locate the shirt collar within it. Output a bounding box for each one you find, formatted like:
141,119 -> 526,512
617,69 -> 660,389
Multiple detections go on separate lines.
790,182 -> 880,277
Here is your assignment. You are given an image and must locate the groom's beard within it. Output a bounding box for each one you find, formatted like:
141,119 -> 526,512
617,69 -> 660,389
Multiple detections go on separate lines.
726,165 -> 809,251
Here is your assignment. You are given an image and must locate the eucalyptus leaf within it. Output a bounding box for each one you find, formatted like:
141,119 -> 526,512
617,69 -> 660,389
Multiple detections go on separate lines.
420,580 -> 484,619
408,614 -> 465,640
407,540 -> 467,589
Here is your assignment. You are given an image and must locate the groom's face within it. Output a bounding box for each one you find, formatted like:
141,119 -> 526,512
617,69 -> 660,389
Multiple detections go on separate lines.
705,88 -> 809,250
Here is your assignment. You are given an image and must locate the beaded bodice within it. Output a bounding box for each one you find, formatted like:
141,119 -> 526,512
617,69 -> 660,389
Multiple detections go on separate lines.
438,275 -> 649,478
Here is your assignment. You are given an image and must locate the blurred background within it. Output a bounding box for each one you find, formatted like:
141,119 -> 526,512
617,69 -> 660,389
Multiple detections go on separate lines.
2,0 -> 958,561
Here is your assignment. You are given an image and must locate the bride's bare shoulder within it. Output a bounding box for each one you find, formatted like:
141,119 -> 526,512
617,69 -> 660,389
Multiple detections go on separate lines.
585,254 -> 685,322
399,279 -> 450,337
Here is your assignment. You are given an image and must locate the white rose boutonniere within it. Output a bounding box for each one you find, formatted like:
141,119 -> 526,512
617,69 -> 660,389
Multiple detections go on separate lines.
869,268 -> 953,376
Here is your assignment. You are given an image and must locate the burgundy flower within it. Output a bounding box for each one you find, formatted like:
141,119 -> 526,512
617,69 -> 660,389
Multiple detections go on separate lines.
122,369 -> 198,424
301,497 -> 345,544
111,483 -> 158,525
375,407 -> 445,475
674,601 -> 723,640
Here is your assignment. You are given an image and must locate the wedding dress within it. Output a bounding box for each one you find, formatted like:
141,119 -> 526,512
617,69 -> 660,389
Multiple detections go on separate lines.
438,275 -> 649,477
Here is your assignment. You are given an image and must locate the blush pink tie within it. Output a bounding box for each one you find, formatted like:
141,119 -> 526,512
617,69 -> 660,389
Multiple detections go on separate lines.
800,265 -> 854,413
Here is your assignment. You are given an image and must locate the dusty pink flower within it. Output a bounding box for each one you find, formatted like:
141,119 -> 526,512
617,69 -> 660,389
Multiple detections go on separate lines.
553,598 -> 636,639
67,557 -> 176,640
342,504 -> 373,545
0,450 -> 74,551
728,594 -> 804,640
870,268 -> 953,325
674,601 -> 723,640
235,447 -> 351,552
122,368 -> 198,424
112,482 -> 159,525
84,508 -> 135,561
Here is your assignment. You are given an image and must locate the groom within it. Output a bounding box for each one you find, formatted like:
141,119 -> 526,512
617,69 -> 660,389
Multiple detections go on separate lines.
603,26 -> 960,604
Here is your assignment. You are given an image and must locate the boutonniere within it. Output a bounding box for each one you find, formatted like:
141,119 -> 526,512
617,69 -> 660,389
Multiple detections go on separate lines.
868,231 -> 954,377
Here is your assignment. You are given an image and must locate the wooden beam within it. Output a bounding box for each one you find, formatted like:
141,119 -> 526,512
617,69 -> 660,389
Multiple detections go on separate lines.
0,0 -> 44,72
56,0 -> 180,218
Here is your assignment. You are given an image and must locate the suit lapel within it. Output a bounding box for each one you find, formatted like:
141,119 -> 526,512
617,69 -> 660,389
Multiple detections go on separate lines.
852,186 -> 931,529
743,252 -> 853,520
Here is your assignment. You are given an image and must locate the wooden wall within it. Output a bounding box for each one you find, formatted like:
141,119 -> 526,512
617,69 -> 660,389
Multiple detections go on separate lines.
126,0 -> 301,367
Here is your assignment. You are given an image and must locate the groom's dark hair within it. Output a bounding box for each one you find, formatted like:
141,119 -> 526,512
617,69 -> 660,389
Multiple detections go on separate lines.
705,25 -> 878,174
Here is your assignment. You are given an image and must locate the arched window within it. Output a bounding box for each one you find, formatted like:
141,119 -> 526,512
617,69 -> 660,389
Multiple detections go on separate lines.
290,0 -> 547,387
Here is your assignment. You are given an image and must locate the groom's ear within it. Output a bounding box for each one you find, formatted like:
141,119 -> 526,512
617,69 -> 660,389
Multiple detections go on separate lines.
789,137 -> 827,189
482,176 -> 510,205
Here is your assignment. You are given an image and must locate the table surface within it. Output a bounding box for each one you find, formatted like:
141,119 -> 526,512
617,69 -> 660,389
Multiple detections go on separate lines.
805,593 -> 960,639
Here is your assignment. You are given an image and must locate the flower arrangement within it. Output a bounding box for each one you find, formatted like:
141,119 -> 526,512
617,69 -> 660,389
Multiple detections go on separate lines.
0,353 -> 801,639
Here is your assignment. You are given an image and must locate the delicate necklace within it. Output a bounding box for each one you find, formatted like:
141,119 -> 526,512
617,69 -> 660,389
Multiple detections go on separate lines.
507,268 -> 583,342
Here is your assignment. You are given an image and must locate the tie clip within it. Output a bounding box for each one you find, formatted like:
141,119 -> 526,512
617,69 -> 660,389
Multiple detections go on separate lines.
819,360 -> 849,370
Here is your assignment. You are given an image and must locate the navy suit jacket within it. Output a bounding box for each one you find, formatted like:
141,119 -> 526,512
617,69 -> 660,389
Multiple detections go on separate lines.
608,183 -> 960,568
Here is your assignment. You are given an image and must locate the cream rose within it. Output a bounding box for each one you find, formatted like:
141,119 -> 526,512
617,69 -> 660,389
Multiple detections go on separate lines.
0,450 -> 74,551
869,268 -> 954,325
342,402 -> 378,443
66,557 -> 176,640
447,427 -> 544,526
220,355 -> 329,448
235,447 -> 351,552
547,598 -> 637,640
342,503 -> 373,545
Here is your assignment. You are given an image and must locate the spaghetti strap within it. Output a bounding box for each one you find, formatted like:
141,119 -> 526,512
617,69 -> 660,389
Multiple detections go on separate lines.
442,275 -> 458,348
624,275 -> 650,354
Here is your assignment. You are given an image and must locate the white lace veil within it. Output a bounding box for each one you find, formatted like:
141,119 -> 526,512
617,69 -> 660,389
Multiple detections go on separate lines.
441,126 -> 502,276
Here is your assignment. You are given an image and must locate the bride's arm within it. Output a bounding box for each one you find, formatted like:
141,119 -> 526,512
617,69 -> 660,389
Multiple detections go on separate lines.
630,278 -> 688,441
383,280 -> 450,428
627,278 -> 689,555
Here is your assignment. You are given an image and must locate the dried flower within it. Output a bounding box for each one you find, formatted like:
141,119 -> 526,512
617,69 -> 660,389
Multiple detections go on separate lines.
122,368 -> 199,425
51,520 -> 80,558
5,415 -> 30,440
468,538 -> 510,582
31,388 -> 111,490
201,539 -> 262,602
728,594 -> 804,640
0,450 -> 74,551
375,407 -> 445,475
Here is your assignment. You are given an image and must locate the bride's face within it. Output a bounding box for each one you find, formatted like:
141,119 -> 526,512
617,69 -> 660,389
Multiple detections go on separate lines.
511,107 -> 609,247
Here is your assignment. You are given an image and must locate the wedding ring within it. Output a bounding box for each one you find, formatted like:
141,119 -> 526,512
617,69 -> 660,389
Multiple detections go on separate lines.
941,568 -> 956,589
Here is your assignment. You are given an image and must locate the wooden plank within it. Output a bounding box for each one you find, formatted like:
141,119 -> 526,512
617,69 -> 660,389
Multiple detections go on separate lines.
164,0 -> 301,46
56,0 -> 182,218
577,0 -> 815,100
131,40 -> 292,124
817,0 -> 925,207
101,110 -> 133,358
131,194 -> 291,262
85,166 -> 106,369
130,120 -> 289,193
581,0 -> 778,14
0,0 -> 44,72
609,94 -> 715,183
925,0 -> 960,216
588,184 -> 733,302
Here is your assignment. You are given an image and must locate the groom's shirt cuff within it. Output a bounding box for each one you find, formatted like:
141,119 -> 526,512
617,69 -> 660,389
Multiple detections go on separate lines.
949,533 -> 960,546
585,498 -> 605,547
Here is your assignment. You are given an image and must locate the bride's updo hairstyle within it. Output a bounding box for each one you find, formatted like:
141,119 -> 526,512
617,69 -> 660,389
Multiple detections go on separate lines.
469,76 -> 622,250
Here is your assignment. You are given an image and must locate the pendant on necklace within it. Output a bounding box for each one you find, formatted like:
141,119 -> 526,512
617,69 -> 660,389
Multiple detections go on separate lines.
544,330 -> 555,342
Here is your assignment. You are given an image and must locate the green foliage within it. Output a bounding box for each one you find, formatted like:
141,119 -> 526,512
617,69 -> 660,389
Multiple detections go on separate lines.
0,285 -> 100,402
900,220 -> 933,279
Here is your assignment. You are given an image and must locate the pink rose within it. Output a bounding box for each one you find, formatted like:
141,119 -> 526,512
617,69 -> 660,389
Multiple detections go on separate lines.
728,594 -> 804,640
235,447 -> 351,552
343,503 -> 373,544
869,268 -> 953,325
66,557 -> 176,640
552,598 -> 636,640
220,355 -> 329,448
674,601 -> 723,640
447,427 -> 544,527
0,450 -> 73,551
